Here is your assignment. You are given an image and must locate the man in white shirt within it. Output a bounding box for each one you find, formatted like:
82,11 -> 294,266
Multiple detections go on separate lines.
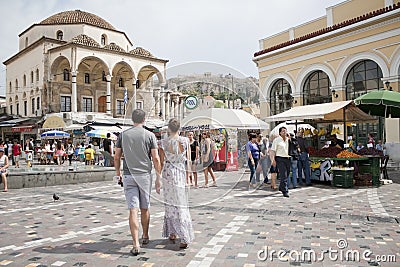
270,126 -> 291,197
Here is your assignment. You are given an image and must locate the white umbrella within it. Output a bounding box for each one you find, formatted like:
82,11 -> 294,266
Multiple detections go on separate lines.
181,108 -> 269,131
270,122 -> 315,137
40,130 -> 70,139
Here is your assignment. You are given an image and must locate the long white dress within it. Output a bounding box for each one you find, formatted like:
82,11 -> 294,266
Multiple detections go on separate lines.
160,136 -> 194,244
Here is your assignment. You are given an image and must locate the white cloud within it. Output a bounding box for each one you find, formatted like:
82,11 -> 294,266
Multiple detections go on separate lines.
0,0 -> 344,95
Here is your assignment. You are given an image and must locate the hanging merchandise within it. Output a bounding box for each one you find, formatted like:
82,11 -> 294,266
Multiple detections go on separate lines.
318,128 -> 325,136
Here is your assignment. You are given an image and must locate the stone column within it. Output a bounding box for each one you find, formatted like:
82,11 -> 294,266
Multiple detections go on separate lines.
132,78 -> 137,110
71,71 -> 77,113
165,92 -> 170,120
106,74 -> 112,114
159,83 -> 165,121
153,87 -> 160,117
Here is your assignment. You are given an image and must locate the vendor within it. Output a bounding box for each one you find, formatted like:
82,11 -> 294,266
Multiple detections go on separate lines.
329,134 -> 345,149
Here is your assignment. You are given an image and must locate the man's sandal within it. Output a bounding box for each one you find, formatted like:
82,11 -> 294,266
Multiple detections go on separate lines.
130,247 -> 140,256
141,237 -> 149,245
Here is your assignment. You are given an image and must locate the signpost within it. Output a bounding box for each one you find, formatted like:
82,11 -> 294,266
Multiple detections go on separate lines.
184,95 -> 199,110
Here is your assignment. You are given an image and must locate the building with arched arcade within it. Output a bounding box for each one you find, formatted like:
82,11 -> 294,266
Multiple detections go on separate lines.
3,10 -> 170,141
254,0 -> 400,144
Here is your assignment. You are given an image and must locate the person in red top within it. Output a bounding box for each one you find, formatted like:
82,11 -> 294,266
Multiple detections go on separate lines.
12,140 -> 22,168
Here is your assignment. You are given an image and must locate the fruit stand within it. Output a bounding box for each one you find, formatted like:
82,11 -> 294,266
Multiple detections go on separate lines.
309,147 -> 382,187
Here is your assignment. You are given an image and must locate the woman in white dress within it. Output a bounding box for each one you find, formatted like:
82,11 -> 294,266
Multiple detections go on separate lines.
159,118 -> 195,249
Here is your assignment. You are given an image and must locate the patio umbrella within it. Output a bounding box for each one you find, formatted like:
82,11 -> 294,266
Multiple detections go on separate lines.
85,129 -> 117,140
354,90 -> 400,118
41,130 -> 70,139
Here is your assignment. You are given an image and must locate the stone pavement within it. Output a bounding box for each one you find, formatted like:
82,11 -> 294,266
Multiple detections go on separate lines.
0,169 -> 399,267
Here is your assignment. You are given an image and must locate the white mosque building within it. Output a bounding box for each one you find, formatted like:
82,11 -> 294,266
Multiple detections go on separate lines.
2,10 -> 175,141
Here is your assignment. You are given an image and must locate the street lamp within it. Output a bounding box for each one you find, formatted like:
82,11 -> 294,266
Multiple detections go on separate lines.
228,73 -> 234,108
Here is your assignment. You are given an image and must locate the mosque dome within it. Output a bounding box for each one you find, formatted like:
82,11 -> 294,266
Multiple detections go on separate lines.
104,42 -> 125,52
129,47 -> 154,57
40,10 -> 116,31
70,34 -> 100,48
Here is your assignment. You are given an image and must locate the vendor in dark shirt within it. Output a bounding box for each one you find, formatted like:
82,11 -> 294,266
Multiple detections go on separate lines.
330,134 -> 345,149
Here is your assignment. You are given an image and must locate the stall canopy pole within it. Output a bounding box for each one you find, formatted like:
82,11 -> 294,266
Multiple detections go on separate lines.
343,107 -> 346,141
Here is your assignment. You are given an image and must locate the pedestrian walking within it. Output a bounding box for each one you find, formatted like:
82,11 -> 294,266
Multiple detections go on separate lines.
200,132 -> 217,187
159,118 -> 194,249
103,133 -> 113,166
114,109 -> 162,256
297,130 -> 311,186
246,133 -> 259,188
270,127 -> 291,197
12,140 -> 22,168
255,134 -> 271,186
287,133 -> 300,189
0,147 -> 9,192
66,142 -> 75,165
187,131 -> 199,188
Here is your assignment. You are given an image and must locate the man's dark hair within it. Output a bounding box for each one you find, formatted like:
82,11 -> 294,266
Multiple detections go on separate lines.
279,127 -> 287,134
132,109 -> 146,123
248,133 -> 257,140
106,133 -> 111,138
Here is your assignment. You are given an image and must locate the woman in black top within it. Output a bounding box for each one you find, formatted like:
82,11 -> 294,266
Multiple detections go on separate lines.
187,132 -> 199,188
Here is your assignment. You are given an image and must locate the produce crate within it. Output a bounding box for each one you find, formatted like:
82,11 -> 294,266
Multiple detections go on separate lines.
355,180 -> 372,186
332,168 -> 354,188
358,157 -> 380,187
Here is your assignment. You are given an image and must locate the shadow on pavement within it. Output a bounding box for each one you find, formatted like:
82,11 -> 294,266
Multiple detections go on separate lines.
33,238 -> 185,256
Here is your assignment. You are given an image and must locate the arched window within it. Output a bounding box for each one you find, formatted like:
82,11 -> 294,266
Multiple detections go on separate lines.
346,60 -> 384,143
303,70 -> 331,105
15,79 -> 18,91
25,37 -> 28,48
118,78 -> 124,87
56,30 -> 63,40
269,79 -> 292,116
63,69 -> 70,81
346,60 -> 383,100
36,69 -> 39,81
24,100 -> 27,116
9,82 -> 12,93
84,73 -> 90,84
37,97 -> 40,111
101,34 -> 107,46
31,98 -> 35,114
31,71 -> 34,83
23,75 -> 27,87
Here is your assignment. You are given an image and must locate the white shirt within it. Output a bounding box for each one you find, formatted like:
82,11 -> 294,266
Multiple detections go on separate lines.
271,135 -> 290,158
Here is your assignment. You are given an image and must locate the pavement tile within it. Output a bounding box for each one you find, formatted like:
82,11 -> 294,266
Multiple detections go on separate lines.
1,169 -> 399,266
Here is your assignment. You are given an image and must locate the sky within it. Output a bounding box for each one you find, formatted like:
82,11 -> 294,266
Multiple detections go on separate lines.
0,0 -> 345,96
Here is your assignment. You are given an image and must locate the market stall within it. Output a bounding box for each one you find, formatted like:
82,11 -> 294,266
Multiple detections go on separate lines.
181,108 -> 268,171
265,101 -> 381,187
309,147 -> 383,187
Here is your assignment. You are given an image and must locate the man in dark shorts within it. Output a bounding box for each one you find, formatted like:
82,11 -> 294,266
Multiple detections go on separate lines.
114,109 -> 162,256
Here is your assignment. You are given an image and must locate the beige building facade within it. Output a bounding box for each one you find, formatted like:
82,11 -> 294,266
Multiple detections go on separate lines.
254,0 -> 400,143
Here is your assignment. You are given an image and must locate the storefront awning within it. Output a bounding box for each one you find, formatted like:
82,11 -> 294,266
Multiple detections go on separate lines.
264,101 -> 377,123
0,118 -> 31,127
90,125 -> 124,133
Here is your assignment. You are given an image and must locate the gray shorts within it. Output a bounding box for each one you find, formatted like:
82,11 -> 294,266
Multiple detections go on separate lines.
123,174 -> 152,209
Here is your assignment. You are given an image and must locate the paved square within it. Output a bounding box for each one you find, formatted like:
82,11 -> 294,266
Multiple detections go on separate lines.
0,169 -> 399,266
